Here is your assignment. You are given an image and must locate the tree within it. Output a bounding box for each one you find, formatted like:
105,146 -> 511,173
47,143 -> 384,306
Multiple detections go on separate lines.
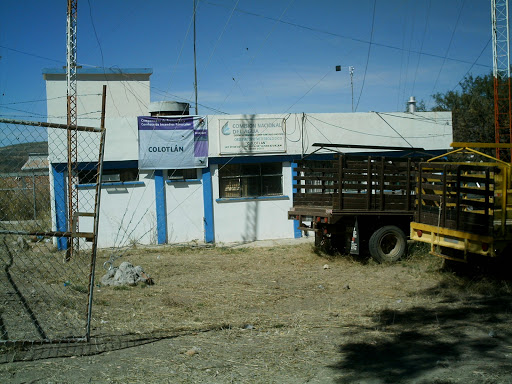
431,73 -> 495,146
416,99 -> 427,112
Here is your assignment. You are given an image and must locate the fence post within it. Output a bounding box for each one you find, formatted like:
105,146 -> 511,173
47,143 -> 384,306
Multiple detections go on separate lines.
33,173 -> 37,220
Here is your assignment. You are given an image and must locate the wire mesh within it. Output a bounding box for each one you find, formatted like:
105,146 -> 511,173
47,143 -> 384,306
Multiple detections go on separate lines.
0,118 -> 104,345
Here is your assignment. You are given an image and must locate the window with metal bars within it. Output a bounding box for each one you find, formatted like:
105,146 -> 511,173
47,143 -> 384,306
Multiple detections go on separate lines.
167,168 -> 198,181
219,162 -> 282,198
78,168 -> 138,184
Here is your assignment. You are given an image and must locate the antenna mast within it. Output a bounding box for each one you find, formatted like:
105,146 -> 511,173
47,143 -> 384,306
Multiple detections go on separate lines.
193,0 -> 198,115
492,0 -> 512,161
66,0 -> 79,259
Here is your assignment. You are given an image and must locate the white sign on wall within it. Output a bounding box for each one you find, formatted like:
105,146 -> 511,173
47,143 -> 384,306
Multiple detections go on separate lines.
218,118 -> 286,154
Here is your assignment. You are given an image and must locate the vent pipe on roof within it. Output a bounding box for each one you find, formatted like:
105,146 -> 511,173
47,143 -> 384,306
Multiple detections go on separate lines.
407,96 -> 416,113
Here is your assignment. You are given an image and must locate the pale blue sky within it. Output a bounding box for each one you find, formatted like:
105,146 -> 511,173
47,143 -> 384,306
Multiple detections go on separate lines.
0,0 -> 492,119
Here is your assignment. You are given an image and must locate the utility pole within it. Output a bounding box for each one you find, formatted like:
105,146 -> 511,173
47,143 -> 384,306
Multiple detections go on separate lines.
349,66 -> 355,113
193,0 -> 198,115
66,0 -> 78,260
335,65 -> 354,112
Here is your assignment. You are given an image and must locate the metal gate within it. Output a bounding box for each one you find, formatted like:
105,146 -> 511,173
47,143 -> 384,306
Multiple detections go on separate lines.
0,115 -> 105,346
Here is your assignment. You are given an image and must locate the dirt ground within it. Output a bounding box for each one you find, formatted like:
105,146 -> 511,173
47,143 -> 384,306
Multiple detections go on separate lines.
1,238 -> 512,383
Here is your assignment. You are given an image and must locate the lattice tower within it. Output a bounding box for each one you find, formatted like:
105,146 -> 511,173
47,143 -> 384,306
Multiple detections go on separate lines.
66,0 -> 79,259
492,0 -> 512,161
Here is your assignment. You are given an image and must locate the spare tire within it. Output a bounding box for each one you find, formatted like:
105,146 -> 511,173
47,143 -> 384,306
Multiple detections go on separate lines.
368,225 -> 407,263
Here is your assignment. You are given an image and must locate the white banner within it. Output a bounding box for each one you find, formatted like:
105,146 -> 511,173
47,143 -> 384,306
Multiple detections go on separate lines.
218,118 -> 286,154
138,116 -> 208,169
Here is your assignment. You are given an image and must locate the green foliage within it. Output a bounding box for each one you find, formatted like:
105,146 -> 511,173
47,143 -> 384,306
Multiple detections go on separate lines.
431,73 -> 495,150
418,100 -> 427,112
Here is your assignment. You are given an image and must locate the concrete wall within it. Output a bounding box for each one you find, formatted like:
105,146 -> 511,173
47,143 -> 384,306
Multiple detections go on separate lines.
76,171 -> 157,248
44,68 -> 152,162
44,68 -> 154,249
206,112 -> 452,157
210,162 -> 296,243
95,171 -> 157,248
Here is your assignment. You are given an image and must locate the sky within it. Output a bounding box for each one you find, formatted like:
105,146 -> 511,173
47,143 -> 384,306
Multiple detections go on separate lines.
0,0 -> 494,120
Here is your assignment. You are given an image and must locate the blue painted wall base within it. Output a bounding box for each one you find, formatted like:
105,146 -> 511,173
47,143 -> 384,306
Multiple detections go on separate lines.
202,167 -> 214,243
154,170 -> 167,244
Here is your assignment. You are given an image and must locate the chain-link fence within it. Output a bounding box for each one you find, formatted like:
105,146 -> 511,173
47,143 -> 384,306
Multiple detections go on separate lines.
0,117 -> 105,346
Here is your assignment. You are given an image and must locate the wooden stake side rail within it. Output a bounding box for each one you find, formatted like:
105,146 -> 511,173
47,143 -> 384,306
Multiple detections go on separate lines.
415,162 -> 497,236
293,156 -> 418,212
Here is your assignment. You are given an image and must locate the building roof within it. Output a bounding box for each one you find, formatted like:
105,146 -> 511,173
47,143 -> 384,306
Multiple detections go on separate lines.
42,67 -> 153,76
21,154 -> 49,171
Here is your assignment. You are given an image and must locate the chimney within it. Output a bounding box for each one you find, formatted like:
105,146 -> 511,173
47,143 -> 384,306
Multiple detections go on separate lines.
407,96 -> 416,113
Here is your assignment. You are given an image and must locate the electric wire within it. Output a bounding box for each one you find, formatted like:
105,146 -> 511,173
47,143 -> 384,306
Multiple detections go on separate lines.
0,45 -> 64,65
203,0 -> 241,71
430,0 -> 466,97
399,1 -> 416,111
87,0 -> 105,72
83,1 -> 156,249
218,0 -> 295,111
374,112 -> 413,147
378,111 -> 452,124
305,114 -> 451,138
305,116 -> 333,145
203,1 -> 491,69
161,0 -> 197,100
355,0 -> 376,112
0,95 -> 97,106
396,7 -> 407,111
450,37 -> 491,92
282,68 -> 332,114
411,0 -> 432,96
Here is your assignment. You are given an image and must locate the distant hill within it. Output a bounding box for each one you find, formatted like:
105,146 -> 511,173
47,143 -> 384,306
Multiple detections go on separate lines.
0,141 -> 48,173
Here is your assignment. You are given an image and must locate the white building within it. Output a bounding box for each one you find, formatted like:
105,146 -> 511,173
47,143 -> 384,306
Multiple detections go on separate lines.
43,67 -> 453,248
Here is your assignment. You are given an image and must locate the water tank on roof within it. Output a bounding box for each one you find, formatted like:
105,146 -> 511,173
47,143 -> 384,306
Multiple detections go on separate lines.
148,101 -> 190,116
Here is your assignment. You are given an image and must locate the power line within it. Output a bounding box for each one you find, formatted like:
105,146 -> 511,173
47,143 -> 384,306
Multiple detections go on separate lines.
306,114 -> 451,139
283,68 -> 332,113
430,0 -> 466,96
355,0 -> 376,112
87,0 -> 105,69
162,1 -> 197,102
0,45 -> 64,64
203,0 -> 241,71
412,0 -> 432,96
218,0 -> 295,111
450,38 -> 491,92
375,112 -> 413,147
203,1 -> 491,69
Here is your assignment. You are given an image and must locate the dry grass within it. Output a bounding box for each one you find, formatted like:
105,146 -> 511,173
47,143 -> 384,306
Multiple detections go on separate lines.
3,241 -> 512,383
91,242 -> 448,337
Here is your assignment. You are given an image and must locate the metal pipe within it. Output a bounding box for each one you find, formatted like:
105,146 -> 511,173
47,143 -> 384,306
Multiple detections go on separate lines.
0,118 -> 101,132
86,85 -> 107,341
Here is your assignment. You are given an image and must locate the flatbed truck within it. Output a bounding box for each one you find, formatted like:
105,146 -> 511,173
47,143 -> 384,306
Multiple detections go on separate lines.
289,148 -> 426,262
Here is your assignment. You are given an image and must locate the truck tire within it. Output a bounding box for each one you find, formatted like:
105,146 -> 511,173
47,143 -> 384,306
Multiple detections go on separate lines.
368,226 -> 407,263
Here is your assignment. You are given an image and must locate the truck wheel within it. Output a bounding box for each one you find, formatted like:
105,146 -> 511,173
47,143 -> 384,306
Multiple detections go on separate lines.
369,226 -> 407,263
